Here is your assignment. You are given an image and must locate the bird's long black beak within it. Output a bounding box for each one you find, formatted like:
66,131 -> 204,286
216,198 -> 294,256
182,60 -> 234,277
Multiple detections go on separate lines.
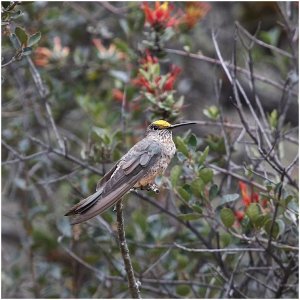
169,122 -> 197,129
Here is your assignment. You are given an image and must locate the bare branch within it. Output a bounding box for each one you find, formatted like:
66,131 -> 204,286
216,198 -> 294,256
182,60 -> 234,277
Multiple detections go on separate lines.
174,243 -> 265,253
235,21 -> 294,58
165,48 -> 297,97
115,201 -> 141,299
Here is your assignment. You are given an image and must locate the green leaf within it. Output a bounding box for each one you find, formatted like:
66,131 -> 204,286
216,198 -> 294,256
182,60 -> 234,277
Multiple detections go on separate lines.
205,135 -> 226,154
114,38 -> 130,53
175,136 -> 189,157
264,218 -> 280,239
15,26 -> 28,45
284,194 -> 294,204
255,214 -> 269,228
276,219 -> 285,236
220,193 -> 240,206
220,232 -> 232,247
191,178 -> 204,198
259,27 -> 281,46
198,146 -> 209,165
22,46 -> 32,56
191,204 -> 202,214
176,254 -> 189,270
246,203 -> 260,224
209,184 -> 219,200
203,105 -> 220,120
177,187 -> 191,202
268,109 -> 278,129
178,213 -> 201,221
188,133 -> 197,149
199,167 -> 213,184
170,165 -> 181,186
9,33 -> 20,49
28,32 -> 41,47
220,207 -> 235,228
287,200 -> 298,214
176,285 -> 190,296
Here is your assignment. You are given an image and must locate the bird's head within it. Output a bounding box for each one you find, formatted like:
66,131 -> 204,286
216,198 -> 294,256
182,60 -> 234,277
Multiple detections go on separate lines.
147,120 -> 196,135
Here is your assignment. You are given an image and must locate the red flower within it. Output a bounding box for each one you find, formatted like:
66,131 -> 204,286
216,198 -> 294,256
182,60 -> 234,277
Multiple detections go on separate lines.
234,211 -> 245,222
141,2 -> 180,29
252,192 -> 259,203
163,65 -> 181,91
261,198 -> 268,208
132,76 -> 154,93
180,2 -> 211,29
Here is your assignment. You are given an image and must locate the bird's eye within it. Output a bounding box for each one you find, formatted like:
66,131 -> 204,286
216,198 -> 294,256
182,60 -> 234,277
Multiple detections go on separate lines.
152,125 -> 159,130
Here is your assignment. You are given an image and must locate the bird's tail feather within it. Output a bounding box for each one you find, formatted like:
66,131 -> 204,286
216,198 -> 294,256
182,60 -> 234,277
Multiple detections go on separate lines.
64,189 -> 103,217
68,172 -> 144,225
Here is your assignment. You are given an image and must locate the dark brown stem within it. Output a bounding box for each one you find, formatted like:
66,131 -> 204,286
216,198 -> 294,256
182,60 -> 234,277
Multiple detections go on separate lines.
115,200 -> 141,299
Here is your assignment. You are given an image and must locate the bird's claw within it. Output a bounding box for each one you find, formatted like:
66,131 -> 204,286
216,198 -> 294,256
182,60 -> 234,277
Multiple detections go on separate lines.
146,184 -> 160,194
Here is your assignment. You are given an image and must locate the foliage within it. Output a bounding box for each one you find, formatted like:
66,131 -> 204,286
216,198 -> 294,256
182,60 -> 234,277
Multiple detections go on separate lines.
2,1 -> 298,299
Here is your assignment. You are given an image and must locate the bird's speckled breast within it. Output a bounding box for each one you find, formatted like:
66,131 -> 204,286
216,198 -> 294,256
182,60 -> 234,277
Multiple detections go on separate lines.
136,136 -> 176,187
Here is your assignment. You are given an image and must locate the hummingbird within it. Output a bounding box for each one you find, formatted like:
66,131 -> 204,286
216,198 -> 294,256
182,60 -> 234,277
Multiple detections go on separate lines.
65,120 -> 196,224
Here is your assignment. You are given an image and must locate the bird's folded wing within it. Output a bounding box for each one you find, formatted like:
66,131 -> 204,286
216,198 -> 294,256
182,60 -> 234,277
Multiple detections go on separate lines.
67,142 -> 161,224
96,162 -> 119,191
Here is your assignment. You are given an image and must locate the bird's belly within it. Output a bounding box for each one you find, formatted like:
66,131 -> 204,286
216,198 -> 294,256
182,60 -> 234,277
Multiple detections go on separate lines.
136,156 -> 171,187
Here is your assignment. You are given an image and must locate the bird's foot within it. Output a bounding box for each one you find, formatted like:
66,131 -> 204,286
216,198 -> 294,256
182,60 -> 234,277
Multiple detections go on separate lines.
130,187 -> 138,192
145,184 -> 160,194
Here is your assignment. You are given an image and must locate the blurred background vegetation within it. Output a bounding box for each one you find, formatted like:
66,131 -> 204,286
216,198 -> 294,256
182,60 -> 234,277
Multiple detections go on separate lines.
2,1 -> 299,298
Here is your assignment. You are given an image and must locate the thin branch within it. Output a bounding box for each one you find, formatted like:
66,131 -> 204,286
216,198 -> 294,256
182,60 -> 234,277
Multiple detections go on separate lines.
99,1 -> 128,16
182,119 -> 298,144
267,172 -> 285,251
208,163 -> 267,192
140,247 -> 172,276
115,201 -> 141,299
165,48 -> 297,97
235,21 -> 294,58
174,243 -> 265,253
212,30 -> 298,189
28,135 -> 103,175
245,272 -> 277,294
25,56 -> 66,153
1,55 -> 16,68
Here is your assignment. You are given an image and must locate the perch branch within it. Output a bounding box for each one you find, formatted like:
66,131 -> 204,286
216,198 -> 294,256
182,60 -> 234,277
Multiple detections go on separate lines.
116,201 -> 141,299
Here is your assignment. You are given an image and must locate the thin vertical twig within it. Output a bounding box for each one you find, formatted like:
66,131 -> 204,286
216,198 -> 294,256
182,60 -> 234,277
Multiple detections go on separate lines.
115,201 -> 141,299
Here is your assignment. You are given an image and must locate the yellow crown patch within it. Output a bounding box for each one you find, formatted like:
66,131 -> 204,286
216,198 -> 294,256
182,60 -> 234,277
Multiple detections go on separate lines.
152,120 -> 172,128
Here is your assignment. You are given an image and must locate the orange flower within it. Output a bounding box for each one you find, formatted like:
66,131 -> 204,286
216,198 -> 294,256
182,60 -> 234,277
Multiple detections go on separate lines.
92,39 -> 126,60
34,47 -> 53,67
239,181 -> 260,207
180,2 -> 211,29
112,88 -> 125,102
141,2 -> 180,29
34,37 -> 69,67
